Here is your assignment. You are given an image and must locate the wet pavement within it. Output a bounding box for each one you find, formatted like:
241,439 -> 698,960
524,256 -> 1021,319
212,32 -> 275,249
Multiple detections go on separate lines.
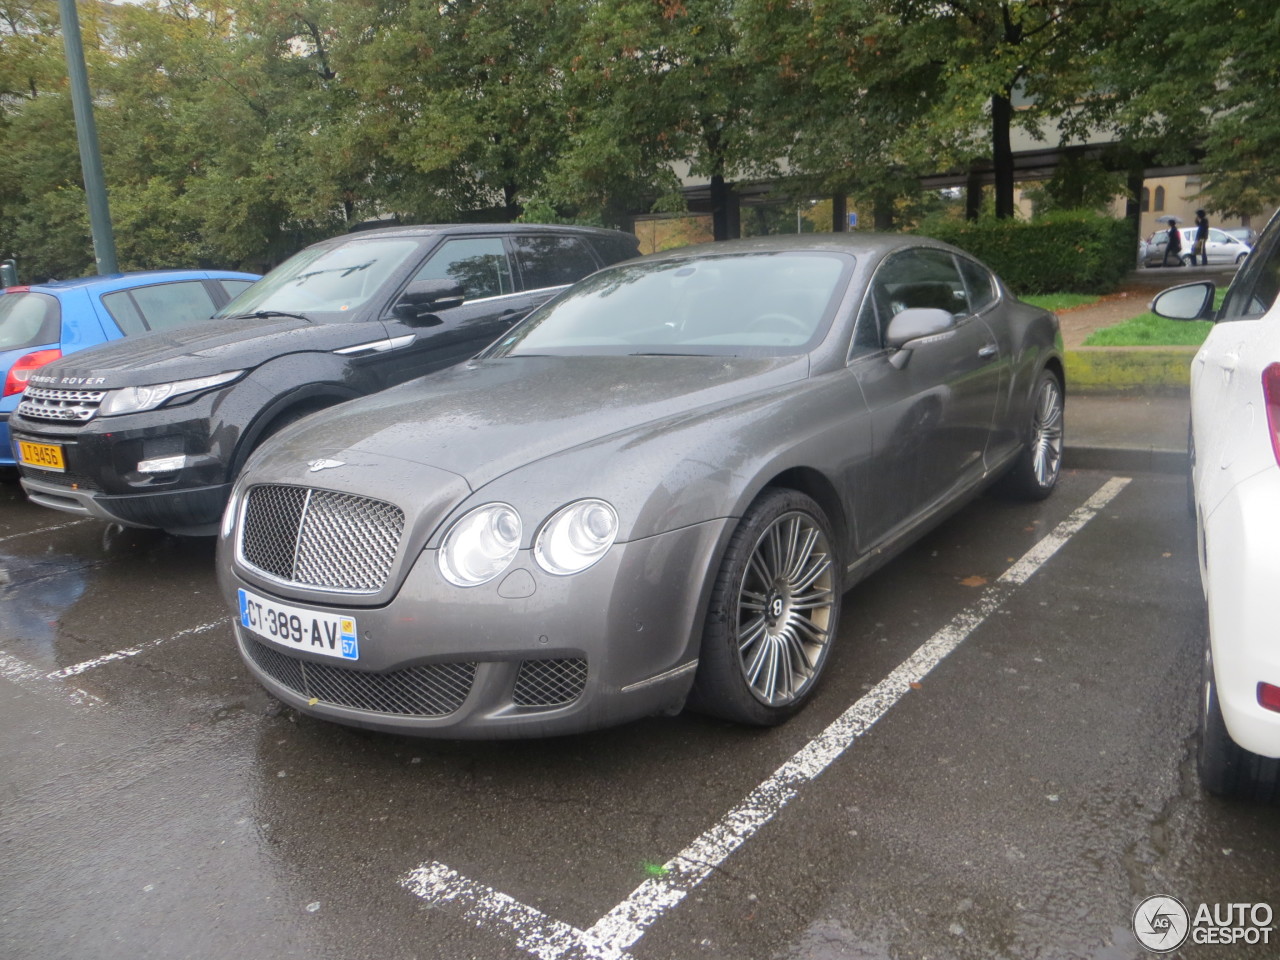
2,468 -> 1278,960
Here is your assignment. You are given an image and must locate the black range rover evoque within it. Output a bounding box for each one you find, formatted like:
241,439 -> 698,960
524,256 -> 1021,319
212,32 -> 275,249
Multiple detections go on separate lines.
10,223 -> 640,534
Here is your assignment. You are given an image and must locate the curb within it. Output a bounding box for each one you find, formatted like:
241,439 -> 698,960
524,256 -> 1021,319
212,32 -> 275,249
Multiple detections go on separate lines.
1064,444 -> 1187,475
1064,348 -> 1195,396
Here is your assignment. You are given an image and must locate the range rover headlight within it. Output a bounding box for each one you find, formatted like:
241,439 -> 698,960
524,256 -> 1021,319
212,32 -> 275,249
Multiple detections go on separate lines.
98,370 -> 243,416
534,499 -> 618,576
438,503 -> 522,587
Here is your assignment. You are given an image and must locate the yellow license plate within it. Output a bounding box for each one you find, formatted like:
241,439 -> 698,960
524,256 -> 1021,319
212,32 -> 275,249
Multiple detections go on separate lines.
17,440 -> 65,472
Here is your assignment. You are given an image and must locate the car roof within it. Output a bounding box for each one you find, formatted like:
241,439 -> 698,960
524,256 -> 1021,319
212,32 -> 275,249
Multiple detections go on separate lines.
9,269 -> 258,296
319,222 -> 632,245
629,232 -> 956,263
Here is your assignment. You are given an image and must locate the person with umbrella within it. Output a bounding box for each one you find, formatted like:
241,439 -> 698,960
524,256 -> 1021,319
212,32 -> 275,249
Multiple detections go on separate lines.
1159,215 -> 1184,267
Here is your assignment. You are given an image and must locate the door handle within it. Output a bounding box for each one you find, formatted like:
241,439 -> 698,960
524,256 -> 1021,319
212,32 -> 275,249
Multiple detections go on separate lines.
978,344 -> 998,359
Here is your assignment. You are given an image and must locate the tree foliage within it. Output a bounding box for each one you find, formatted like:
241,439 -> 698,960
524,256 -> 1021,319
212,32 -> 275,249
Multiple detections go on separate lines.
0,0 -> 1272,280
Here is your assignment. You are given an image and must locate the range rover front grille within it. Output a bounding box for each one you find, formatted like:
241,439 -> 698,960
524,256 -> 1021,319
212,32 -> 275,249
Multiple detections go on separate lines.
243,636 -> 475,716
17,386 -> 107,422
238,484 -> 404,593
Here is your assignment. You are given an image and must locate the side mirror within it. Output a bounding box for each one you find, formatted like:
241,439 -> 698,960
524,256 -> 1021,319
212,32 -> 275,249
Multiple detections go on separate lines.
884,308 -> 956,370
397,279 -> 465,312
1150,281 -> 1216,322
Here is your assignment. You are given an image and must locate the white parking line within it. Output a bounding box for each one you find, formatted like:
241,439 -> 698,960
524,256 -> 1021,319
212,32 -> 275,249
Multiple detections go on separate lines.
0,518 -> 92,544
0,618 -> 233,706
398,476 -> 1133,959
0,651 -> 104,707
48,618 -> 231,679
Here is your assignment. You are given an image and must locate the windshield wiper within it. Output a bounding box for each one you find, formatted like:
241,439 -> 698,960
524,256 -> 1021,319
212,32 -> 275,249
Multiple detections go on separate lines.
223,310 -> 314,324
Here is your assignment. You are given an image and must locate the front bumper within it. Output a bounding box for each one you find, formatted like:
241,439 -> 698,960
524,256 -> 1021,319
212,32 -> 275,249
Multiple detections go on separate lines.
220,518 -> 733,738
9,389 -> 243,532
1203,468 -> 1280,758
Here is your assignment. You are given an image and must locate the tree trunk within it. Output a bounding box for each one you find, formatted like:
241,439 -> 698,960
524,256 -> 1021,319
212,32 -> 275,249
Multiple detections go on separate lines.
710,174 -> 740,241
873,191 -> 894,231
965,164 -> 983,221
832,193 -> 847,232
992,91 -> 1015,219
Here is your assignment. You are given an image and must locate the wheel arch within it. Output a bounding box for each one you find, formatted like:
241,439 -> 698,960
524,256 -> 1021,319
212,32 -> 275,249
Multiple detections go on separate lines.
759,466 -> 850,569
232,384 -> 360,475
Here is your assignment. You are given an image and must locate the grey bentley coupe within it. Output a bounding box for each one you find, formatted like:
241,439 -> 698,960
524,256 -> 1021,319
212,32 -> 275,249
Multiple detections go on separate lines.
216,234 -> 1064,738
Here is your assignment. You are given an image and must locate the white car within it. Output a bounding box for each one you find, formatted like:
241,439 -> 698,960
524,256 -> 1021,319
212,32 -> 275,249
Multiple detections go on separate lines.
1152,211 -> 1280,799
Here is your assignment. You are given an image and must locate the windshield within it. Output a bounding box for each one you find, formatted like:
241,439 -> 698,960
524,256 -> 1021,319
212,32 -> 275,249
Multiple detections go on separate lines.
215,238 -> 422,320
485,252 -> 852,359
0,292 -> 60,351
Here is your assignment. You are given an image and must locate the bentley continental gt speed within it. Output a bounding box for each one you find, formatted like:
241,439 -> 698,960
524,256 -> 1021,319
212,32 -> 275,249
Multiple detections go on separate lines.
217,234 -> 1065,738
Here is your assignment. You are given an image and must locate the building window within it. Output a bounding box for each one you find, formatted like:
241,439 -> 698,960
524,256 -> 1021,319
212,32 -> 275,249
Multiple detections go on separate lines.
1154,186 -> 1165,212
1140,188 -> 1150,212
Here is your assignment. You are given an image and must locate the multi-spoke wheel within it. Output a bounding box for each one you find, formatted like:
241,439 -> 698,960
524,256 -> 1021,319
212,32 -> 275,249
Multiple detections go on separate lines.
691,489 -> 840,725
997,369 -> 1063,501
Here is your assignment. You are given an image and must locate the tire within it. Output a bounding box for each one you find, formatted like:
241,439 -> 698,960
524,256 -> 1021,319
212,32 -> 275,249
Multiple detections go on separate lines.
1182,254 -> 1194,267
690,489 -> 841,725
995,369 -> 1063,501
1236,252 -> 1249,265
1197,638 -> 1280,801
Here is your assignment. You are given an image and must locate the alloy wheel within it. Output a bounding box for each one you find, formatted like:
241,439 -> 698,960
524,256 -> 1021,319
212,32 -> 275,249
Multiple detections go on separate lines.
1031,377 -> 1064,489
735,511 -> 836,706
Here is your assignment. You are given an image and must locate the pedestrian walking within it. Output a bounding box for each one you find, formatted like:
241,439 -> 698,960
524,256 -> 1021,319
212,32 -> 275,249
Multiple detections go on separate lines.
1162,222 -> 1184,267
1193,210 -> 1210,266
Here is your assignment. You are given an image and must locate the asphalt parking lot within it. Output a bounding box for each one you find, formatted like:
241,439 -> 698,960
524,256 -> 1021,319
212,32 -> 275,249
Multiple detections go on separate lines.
3,467 -> 1278,960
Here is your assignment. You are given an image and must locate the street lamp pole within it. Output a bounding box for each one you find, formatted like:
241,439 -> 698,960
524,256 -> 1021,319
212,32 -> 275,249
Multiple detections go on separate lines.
58,0 -> 118,275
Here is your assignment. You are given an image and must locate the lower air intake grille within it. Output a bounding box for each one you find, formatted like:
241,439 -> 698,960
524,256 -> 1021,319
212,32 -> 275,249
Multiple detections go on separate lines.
238,484 -> 404,593
244,636 -> 475,716
513,658 -> 588,707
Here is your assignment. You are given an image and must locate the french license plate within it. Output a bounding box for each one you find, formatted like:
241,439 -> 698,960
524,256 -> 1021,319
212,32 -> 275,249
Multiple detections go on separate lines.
238,588 -> 358,660
17,439 -> 65,472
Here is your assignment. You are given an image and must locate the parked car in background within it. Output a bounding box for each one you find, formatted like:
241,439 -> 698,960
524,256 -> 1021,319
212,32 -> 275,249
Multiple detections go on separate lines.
1143,226 -> 1252,267
1,269 -> 259,473
9,224 -> 640,534
1151,208 -> 1280,800
216,234 -> 1064,739
1223,226 -> 1258,247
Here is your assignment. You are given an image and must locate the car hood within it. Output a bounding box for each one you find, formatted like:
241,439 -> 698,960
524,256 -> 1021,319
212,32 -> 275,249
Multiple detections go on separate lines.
252,354 -> 808,490
25,316 -> 376,390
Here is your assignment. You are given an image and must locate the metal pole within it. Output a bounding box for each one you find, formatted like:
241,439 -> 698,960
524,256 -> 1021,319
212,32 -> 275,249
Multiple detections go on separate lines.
58,0 -> 117,275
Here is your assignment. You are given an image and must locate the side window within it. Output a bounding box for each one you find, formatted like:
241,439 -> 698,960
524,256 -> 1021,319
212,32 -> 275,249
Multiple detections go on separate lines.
219,279 -> 256,301
876,248 -> 970,319
513,235 -> 599,290
1219,221 -> 1280,323
102,281 -> 218,335
957,257 -> 998,312
413,237 -> 514,301
850,293 -> 884,357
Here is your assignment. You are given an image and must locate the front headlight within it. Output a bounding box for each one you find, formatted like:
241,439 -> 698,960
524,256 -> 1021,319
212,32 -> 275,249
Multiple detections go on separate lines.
98,370 -> 243,416
534,499 -> 618,575
438,503 -> 522,587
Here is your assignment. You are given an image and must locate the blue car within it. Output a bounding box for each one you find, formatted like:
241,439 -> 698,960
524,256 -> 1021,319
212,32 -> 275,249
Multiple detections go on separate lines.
0,269 -> 260,469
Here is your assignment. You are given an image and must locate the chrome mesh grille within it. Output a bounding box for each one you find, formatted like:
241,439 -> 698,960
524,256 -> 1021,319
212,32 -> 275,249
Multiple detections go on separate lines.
17,386 -> 106,422
238,484 -> 404,593
513,658 -> 588,707
243,636 -> 475,716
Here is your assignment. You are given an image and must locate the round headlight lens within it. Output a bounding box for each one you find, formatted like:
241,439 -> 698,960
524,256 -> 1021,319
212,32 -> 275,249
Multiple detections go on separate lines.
534,499 -> 618,576
438,503 -> 522,587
